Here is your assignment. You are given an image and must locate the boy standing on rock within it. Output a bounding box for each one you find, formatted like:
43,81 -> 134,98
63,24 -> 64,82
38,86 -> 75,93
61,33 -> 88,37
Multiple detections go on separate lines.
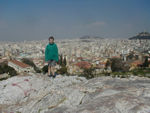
45,36 -> 59,78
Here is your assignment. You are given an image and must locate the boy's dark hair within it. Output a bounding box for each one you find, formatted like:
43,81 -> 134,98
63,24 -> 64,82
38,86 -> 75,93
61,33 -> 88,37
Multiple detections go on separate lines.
49,36 -> 54,40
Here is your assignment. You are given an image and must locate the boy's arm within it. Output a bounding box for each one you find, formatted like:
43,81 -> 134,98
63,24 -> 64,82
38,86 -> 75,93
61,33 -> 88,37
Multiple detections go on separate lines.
45,46 -> 48,62
55,44 -> 59,62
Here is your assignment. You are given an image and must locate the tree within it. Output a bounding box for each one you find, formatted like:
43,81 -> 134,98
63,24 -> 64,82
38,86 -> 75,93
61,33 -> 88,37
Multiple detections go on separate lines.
143,56 -> 149,67
63,56 -> 67,66
0,64 -> 17,77
8,66 -> 17,77
81,67 -> 96,79
0,66 -> 4,74
42,65 -> 48,74
127,52 -> 134,61
105,59 -> 111,70
34,67 -> 41,73
110,58 -> 129,72
59,54 -> 63,66
56,65 -> 67,75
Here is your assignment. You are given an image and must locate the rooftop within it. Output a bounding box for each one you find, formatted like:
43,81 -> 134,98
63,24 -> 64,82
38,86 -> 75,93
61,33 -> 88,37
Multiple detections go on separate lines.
9,60 -> 30,68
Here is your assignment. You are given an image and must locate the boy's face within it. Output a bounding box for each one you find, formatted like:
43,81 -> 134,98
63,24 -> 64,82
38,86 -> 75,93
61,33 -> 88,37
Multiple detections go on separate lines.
49,39 -> 54,44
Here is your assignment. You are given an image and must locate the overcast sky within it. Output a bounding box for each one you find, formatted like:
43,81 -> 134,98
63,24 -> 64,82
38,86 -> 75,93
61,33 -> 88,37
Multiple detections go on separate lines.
0,0 -> 150,41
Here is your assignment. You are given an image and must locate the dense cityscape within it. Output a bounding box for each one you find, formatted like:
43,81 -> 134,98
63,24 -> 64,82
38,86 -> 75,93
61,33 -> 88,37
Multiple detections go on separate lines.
0,32 -> 150,80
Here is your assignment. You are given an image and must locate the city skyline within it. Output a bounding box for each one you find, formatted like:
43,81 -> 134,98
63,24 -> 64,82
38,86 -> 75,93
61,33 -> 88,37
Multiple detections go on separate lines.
0,0 -> 150,41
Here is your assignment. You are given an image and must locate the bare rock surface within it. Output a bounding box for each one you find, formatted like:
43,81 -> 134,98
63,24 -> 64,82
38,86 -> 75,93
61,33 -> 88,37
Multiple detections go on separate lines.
0,74 -> 150,113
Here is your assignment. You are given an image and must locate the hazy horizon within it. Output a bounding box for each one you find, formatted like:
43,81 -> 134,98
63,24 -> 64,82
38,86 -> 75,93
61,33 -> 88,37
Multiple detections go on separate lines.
0,0 -> 150,41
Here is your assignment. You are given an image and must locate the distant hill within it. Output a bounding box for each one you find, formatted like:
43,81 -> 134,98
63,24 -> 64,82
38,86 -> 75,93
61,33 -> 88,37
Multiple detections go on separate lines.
80,35 -> 104,39
129,32 -> 150,40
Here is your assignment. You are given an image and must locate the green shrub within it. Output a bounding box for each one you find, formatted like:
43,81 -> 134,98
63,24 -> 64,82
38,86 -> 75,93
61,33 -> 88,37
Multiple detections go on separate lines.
131,68 -> 150,77
110,58 -> 129,72
0,64 -> 17,77
34,67 -> 41,73
80,67 -> 96,79
111,71 -> 131,78
42,65 -> 48,74
56,66 -> 68,75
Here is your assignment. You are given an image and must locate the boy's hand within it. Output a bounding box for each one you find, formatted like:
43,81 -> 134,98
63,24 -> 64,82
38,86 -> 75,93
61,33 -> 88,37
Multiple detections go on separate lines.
44,61 -> 48,65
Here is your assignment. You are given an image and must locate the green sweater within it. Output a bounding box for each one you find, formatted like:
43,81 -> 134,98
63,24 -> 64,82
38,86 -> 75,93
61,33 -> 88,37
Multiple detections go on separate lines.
45,43 -> 59,62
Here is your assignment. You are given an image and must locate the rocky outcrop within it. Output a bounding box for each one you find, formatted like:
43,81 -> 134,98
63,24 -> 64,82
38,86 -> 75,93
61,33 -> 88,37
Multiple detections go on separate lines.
0,74 -> 150,113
